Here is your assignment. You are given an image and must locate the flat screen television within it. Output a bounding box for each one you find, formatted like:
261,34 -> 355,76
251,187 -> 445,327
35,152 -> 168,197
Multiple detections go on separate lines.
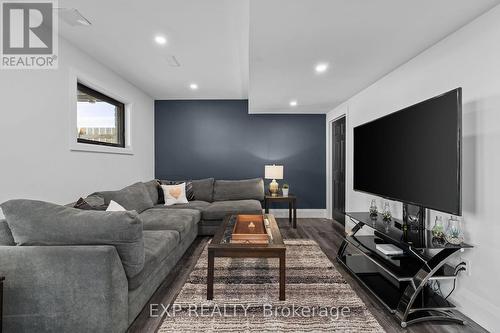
353,88 -> 462,215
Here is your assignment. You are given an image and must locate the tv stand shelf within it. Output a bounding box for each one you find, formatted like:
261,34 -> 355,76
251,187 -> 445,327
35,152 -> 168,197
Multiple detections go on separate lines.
337,212 -> 472,328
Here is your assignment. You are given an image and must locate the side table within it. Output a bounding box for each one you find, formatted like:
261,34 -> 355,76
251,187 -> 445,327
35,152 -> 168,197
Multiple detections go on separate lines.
264,194 -> 297,228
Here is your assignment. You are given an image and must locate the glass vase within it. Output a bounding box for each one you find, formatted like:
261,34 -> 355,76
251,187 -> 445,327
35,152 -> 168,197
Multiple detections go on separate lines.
382,202 -> 392,221
431,216 -> 445,239
369,199 -> 378,218
445,216 -> 464,245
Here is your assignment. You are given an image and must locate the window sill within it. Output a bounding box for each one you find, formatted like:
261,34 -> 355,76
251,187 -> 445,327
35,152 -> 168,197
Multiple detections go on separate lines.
70,142 -> 134,155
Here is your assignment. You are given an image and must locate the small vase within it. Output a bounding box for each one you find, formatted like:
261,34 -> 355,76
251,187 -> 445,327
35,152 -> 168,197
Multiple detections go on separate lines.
382,202 -> 392,221
445,216 -> 464,245
369,199 -> 378,218
431,216 -> 445,239
282,188 -> 289,196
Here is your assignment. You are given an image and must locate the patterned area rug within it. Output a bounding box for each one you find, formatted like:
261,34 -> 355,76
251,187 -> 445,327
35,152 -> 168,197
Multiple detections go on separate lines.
158,239 -> 385,332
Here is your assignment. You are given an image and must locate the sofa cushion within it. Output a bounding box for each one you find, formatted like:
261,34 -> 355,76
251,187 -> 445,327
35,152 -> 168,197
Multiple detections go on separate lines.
154,200 -> 211,211
139,208 -> 199,241
213,178 -> 265,201
143,180 -> 160,204
202,200 -> 263,221
128,230 -> 178,290
84,192 -> 106,206
99,182 -> 154,213
0,219 -> 14,246
192,178 -> 215,202
0,199 -> 145,278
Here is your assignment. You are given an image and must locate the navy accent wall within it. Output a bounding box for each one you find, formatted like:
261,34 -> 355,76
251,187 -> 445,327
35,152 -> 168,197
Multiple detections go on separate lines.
155,100 -> 326,209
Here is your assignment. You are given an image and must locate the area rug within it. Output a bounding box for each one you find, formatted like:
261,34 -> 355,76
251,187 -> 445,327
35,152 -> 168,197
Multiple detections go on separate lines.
158,239 -> 385,332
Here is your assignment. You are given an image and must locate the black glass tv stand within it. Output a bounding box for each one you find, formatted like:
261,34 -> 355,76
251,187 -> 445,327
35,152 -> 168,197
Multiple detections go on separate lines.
337,212 -> 473,328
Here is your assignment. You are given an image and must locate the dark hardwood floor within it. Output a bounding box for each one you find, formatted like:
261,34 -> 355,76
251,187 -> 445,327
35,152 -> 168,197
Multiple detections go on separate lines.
128,218 -> 487,333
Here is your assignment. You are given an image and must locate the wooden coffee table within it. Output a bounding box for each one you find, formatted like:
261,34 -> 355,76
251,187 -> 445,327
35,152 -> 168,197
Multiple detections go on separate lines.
207,214 -> 286,300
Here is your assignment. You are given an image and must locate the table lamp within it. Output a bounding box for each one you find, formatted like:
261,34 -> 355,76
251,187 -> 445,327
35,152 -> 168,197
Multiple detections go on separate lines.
265,165 -> 283,196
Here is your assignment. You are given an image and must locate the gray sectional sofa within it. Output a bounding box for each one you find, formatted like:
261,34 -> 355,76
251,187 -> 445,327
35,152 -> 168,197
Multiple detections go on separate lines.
0,177 -> 264,333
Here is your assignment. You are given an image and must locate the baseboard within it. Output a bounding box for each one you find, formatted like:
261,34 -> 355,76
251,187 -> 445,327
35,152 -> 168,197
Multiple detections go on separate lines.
448,287 -> 499,332
267,209 -> 327,218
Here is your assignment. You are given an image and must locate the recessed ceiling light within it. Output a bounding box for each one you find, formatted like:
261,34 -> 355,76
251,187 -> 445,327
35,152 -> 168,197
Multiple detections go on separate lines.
289,100 -> 298,107
189,83 -> 198,90
154,35 -> 167,45
315,62 -> 329,73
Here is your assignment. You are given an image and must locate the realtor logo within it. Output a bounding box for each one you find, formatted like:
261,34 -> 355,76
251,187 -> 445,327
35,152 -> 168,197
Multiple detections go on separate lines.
1,0 -> 58,69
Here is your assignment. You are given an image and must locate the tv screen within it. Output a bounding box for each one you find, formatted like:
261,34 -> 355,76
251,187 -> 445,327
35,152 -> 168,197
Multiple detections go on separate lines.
353,88 -> 462,215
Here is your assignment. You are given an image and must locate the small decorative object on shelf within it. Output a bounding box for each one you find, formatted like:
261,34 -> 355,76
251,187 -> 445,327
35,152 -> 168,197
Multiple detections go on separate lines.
382,202 -> 392,221
445,215 -> 464,245
431,216 -> 445,239
282,184 -> 289,196
369,199 -> 378,218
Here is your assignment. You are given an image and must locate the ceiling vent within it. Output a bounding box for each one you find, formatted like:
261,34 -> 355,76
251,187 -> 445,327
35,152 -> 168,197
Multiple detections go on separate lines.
58,8 -> 91,27
165,55 -> 180,67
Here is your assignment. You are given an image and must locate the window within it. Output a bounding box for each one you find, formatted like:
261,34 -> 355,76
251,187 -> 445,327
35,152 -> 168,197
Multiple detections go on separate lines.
77,83 -> 125,148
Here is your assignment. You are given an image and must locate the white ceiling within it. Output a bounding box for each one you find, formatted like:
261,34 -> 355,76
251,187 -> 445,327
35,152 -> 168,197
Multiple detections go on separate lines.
249,0 -> 500,113
58,0 -> 500,112
58,0 -> 249,100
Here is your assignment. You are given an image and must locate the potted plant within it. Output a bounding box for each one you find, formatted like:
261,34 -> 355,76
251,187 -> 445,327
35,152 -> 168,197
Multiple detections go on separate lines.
282,184 -> 289,196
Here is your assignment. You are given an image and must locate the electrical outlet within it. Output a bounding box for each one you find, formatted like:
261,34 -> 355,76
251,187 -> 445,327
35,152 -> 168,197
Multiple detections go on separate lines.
460,257 -> 471,276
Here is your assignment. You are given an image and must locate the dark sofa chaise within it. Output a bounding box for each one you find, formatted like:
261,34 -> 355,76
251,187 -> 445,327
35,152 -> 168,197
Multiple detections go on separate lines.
0,177 -> 264,333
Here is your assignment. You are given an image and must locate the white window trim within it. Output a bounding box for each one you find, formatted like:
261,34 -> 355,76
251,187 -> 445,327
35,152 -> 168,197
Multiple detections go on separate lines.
68,69 -> 134,155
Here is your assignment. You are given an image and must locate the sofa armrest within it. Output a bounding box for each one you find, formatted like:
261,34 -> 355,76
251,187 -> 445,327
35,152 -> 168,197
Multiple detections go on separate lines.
0,245 -> 129,333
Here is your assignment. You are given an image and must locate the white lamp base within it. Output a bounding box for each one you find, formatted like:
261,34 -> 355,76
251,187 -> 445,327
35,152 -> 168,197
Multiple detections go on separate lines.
269,179 -> 279,196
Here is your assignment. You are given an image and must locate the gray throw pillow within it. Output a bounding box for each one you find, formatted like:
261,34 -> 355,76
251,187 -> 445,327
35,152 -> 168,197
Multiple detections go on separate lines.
213,178 -> 265,201
192,178 -> 215,202
1,199 -> 145,278
99,182 -> 154,213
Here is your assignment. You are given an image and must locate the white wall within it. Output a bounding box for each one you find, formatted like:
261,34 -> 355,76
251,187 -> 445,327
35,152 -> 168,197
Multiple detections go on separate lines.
327,4 -> 500,331
0,38 -> 155,205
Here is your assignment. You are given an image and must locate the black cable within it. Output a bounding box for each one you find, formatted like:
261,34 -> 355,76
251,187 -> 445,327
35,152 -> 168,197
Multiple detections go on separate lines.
435,280 -> 442,296
455,261 -> 466,273
445,267 -> 466,300
432,262 -> 466,297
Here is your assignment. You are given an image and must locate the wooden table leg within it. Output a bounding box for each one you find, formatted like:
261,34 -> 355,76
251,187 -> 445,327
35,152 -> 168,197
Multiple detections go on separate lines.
279,252 -> 286,301
207,250 -> 214,300
288,201 -> 292,225
265,199 -> 269,214
293,199 -> 297,229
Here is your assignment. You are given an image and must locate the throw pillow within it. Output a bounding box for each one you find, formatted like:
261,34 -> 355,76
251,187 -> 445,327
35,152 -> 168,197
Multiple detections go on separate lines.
0,199 -> 145,278
161,183 -> 189,206
74,197 -> 107,211
157,180 -> 194,203
106,200 -> 126,211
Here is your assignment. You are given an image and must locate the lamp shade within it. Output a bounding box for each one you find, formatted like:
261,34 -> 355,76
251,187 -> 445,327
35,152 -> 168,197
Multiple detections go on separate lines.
265,165 -> 283,180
